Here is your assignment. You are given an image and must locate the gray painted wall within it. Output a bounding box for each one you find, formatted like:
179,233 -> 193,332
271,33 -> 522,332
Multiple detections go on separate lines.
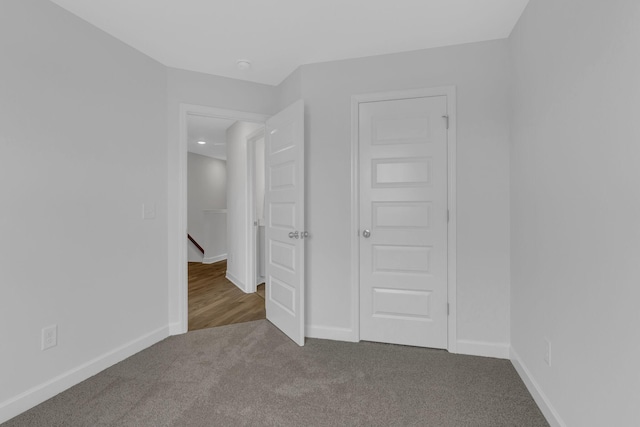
187,153 -> 227,262
297,41 -> 511,348
0,0 -> 168,415
225,122 -> 263,290
276,66 -> 303,111
6,0 -> 637,424
509,0 -> 640,425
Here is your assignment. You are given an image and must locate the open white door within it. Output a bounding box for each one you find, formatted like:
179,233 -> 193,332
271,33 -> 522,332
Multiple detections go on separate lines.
265,100 -> 305,346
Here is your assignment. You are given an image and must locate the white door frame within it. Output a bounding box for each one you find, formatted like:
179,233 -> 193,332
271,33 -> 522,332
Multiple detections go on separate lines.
246,127 -> 265,293
350,86 -> 457,353
176,103 -> 269,334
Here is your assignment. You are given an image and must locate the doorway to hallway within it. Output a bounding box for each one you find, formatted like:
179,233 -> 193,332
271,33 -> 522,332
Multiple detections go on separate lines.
188,260 -> 265,331
186,114 -> 265,331
176,101 -> 306,346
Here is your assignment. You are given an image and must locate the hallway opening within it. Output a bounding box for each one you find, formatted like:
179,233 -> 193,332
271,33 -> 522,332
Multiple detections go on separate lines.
188,260 -> 265,331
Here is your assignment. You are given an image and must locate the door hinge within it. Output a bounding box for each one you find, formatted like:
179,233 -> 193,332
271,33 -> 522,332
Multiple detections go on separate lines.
442,115 -> 449,130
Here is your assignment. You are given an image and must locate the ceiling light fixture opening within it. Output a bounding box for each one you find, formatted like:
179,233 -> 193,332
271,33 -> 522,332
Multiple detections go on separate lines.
236,60 -> 252,71
197,140 -> 207,145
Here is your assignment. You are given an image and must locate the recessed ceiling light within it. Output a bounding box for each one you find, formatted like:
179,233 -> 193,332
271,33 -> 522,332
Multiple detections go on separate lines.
197,140 -> 206,145
236,60 -> 252,71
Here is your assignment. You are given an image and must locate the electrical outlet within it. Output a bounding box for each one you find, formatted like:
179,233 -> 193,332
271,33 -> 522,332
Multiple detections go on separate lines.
142,203 -> 156,220
42,325 -> 57,351
544,338 -> 551,366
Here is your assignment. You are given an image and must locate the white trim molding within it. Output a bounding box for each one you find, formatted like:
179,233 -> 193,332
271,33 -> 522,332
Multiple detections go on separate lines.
225,271 -> 247,293
203,254 -> 227,264
174,104 -> 269,334
510,347 -> 566,427
0,326 -> 169,425
168,322 -> 184,335
306,325 -> 358,342
456,340 -> 510,359
246,127 -> 266,295
350,86 -> 457,352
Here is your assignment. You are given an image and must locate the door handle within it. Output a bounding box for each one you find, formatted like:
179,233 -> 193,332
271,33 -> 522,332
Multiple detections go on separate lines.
288,231 -> 299,239
362,229 -> 371,238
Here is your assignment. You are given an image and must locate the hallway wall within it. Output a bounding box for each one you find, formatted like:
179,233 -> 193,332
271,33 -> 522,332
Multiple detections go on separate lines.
187,153 -> 227,262
225,121 -> 263,290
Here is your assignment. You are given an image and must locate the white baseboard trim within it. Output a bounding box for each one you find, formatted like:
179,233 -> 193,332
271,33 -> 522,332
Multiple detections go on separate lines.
203,254 -> 227,264
169,321 -> 187,336
0,325 -> 170,425
225,271 -> 246,293
306,324 -> 357,342
510,347 -> 566,427
456,339 -> 510,359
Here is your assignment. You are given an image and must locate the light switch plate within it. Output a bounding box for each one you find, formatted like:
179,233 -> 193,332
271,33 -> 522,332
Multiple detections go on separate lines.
544,337 -> 551,366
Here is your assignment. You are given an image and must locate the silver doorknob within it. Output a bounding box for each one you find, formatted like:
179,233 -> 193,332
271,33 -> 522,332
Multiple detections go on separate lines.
362,229 -> 371,238
288,231 -> 299,239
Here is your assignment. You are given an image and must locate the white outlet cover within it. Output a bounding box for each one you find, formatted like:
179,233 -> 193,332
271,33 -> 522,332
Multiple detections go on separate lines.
42,325 -> 58,351
142,203 -> 156,220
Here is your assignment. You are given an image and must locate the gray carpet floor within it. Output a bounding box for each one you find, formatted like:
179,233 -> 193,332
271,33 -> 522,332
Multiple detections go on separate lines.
5,320 -> 548,426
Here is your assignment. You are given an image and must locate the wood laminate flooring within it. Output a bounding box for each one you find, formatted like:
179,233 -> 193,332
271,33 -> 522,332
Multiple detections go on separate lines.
188,260 -> 265,331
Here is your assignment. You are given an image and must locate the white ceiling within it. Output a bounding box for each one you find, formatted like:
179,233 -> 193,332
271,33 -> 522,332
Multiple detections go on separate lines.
187,115 -> 236,160
49,0 -> 529,86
